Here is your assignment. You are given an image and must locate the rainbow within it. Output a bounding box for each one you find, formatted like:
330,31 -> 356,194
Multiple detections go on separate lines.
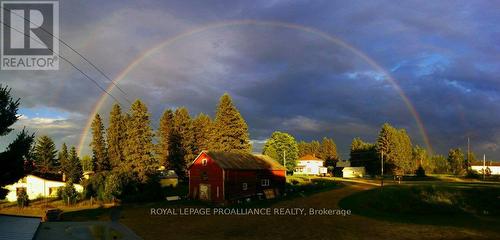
77,20 -> 433,155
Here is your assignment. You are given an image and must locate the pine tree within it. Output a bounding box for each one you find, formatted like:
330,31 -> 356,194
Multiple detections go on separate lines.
350,137 -> 378,174
107,103 -> 126,169
90,114 -> 109,172
376,123 -> 414,175
319,137 -> 339,161
157,109 -> 174,168
210,93 -> 251,152
33,136 -> 58,175
58,143 -> 69,179
67,146 -> 82,182
170,107 -> 195,178
0,85 -> 34,199
192,113 -> 212,153
262,131 -> 299,171
123,100 -> 158,183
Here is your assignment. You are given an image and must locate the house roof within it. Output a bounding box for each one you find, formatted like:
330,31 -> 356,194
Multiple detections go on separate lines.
298,154 -> 324,161
200,151 -> 286,170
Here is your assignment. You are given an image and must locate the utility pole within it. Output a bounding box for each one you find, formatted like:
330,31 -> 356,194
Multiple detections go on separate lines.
483,154 -> 486,181
381,150 -> 384,187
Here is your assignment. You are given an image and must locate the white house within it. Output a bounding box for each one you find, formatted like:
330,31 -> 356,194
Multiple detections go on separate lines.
471,162 -> 500,175
294,154 -> 328,175
4,174 -> 83,202
342,167 -> 366,178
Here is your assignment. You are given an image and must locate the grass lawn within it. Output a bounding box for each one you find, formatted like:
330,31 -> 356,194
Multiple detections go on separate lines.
339,183 -> 500,232
60,178 -> 500,240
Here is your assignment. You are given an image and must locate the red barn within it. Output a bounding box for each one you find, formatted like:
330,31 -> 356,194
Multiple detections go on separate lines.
188,151 -> 286,204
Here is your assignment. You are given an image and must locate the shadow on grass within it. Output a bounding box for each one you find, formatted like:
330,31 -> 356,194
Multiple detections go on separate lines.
61,177 -> 344,221
339,184 -> 500,232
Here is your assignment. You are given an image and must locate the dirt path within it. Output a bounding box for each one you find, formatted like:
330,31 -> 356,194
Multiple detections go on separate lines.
121,182 -> 499,240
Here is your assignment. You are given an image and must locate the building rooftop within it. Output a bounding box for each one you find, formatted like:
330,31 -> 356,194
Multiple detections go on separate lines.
199,151 -> 286,170
298,154 -> 324,161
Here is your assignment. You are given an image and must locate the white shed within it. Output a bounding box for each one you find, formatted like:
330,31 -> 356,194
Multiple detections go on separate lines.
342,167 -> 365,178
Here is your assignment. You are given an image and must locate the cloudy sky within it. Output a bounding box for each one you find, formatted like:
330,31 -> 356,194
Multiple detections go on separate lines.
1,0 -> 499,159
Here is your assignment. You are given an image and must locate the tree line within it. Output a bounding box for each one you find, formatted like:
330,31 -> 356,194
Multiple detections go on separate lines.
83,93 -> 250,201
350,123 -> 474,176
262,131 -> 339,173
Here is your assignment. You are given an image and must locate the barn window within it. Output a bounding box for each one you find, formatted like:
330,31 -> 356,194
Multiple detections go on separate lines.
201,172 -> 208,181
242,183 -> 248,190
201,159 -> 207,166
261,179 -> 270,187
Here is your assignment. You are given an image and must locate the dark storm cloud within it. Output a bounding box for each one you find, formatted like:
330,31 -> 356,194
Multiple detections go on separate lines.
1,0 -> 499,158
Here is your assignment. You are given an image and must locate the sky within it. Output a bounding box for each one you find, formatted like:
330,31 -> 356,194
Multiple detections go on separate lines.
1,0 -> 499,160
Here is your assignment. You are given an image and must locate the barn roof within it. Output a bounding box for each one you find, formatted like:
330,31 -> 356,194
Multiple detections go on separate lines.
203,151 -> 286,170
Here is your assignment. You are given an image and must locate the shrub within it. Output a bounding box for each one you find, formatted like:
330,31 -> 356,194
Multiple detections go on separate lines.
17,189 -> 29,207
60,181 -> 79,205
415,165 -> 426,177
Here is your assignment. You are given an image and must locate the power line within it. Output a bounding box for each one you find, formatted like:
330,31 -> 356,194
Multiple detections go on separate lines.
0,20 -> 126,108
1,6 -> 133,105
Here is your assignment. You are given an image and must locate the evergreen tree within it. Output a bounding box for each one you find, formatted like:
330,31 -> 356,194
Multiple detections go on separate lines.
67,146 -> 82,182
157,109 -> 174,168
58,143 -> 69,179
107,103 -> 126,169
90,114 -> 109,172
320,137 -> 339,172
319,137 -> 339,161
210,93 -> 251,152
0,85 -> 34,199
298,141 -> 308,157
376,123 -> 414,175
262,131 -> 299,171
33,136 -> 58,175
297,140 -> 321,157
80,155 -> 93,172
350,137 -> 378,175
123,100 -> 158,183
170,107 -> 195,178
192,113 -> 212,152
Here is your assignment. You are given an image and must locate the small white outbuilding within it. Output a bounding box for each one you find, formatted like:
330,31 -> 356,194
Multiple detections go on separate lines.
342,167 -> 366,178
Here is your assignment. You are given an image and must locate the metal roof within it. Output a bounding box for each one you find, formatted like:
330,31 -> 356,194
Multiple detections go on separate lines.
0,215 -> 41,240
205,151 -> 286,170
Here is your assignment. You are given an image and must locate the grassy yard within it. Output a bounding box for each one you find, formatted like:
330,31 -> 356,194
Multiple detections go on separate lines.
339,183 -> 500,232
59,178 -> 500,239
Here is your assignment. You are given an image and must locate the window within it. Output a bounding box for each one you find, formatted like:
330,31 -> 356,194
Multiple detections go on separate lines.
242,183 -> 248,190
261,179 -> 270,187
201,159 -> 207,166
201,172 -> 208,181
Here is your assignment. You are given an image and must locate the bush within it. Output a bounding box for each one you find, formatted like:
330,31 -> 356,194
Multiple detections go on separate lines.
17,189 -> 29,207
60,181 -> 79,205
415,165 -> 426,177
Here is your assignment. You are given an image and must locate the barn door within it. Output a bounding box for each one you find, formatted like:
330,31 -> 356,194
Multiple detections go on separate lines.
199,184 -> 211,201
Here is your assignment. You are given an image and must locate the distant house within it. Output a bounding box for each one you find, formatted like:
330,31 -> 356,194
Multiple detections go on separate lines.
342,167 -> 366,178
188,151 -> 286,204
294,154 -> 328,175
4,174 -> 83,202
471,161 -> 500,175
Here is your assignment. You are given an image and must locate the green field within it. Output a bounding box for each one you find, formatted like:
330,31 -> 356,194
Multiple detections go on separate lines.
56,177 -> 500,240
